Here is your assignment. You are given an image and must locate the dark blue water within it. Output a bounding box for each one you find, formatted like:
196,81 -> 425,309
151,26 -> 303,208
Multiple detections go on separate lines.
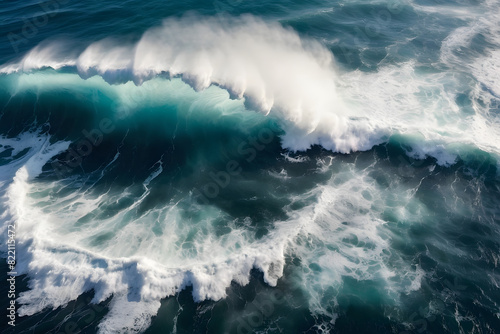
1,0 -> 499,333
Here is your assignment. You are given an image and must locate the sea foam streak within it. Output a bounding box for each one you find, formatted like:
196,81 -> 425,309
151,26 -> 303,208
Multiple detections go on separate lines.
0,132 -> 426,334
0,134 -> 289,332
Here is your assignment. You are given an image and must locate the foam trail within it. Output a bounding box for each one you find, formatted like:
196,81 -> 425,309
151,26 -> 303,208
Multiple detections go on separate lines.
279,161 -> 428,327
0,140 -> 289,332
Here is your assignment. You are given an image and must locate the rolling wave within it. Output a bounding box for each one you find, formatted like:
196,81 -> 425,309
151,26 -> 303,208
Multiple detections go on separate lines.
0,9 -> 500,334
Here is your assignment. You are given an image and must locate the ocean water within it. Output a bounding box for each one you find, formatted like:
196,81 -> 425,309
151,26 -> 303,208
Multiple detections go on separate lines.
0,0 -> 499,333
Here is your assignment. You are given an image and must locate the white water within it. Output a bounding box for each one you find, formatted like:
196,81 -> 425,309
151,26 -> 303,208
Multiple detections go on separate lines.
0,133 -> 431,333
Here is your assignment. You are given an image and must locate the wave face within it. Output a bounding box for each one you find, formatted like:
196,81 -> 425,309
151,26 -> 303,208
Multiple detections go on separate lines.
4,14 -> 500,162
1,1 -> 500,334
3,15 -> 373,154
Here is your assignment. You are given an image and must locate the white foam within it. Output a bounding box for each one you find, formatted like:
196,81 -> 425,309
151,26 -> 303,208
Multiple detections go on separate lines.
271,162 -> 431,323
472,50 -> 500,97
339,61 -> 500,164
440,24 -> 483,66
439,0 -> 500,98
0,140 -> 439,332
2,152 -> 289,332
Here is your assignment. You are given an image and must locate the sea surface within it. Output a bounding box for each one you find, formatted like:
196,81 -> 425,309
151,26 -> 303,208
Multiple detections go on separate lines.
0,0 -> 499,333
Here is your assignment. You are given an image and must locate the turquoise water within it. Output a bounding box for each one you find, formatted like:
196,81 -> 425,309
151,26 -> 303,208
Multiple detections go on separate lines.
0,0 -> 499,333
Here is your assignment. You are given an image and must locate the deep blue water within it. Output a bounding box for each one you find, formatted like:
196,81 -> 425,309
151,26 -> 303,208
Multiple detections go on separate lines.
1,0 -> 499,333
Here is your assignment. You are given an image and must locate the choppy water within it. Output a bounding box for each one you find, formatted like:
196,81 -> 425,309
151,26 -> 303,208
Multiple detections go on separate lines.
0,0 -> 499,333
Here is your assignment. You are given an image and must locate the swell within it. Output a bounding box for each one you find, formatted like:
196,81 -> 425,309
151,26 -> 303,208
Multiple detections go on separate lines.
1,14 -> 389,156
2,14 -> 499,166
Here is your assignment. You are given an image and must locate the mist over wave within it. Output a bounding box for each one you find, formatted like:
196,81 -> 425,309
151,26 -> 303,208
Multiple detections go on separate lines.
4,15 -> 376,154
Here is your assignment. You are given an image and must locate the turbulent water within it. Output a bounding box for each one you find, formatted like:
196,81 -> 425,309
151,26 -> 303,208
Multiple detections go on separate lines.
0,0 -> 499,333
